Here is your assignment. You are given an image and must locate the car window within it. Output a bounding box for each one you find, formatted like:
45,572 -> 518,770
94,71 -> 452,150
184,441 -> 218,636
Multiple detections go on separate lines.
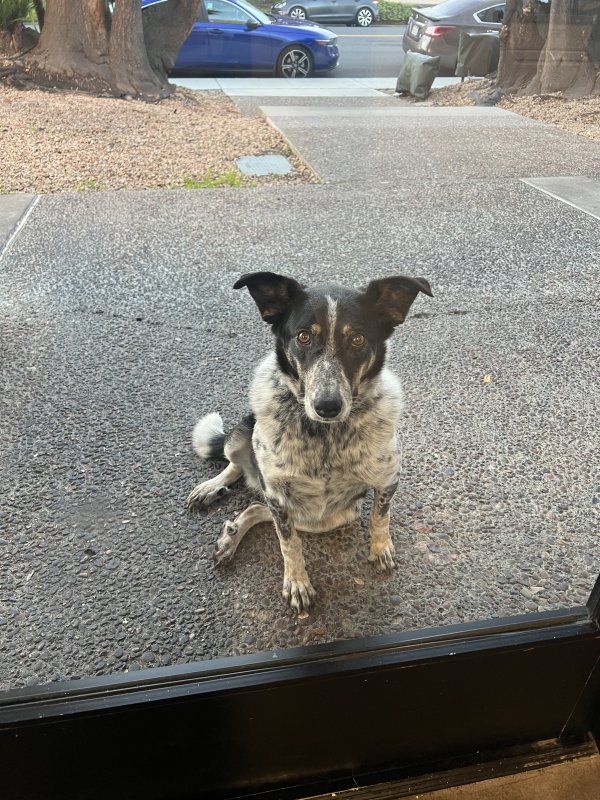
205,0 -> 252,24
476,4 -> 505,24
196,0 -> 208,22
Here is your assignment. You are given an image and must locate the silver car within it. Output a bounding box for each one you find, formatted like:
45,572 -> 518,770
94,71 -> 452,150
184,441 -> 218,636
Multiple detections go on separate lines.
271,0 -> 380,27
403,0 -> 505,73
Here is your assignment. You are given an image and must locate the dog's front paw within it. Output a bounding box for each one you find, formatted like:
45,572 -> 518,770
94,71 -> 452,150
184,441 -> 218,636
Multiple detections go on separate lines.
214,520 -> 241,565
187,480 -> 230,510
282,570 -> 316,614
369,541 -> 397,572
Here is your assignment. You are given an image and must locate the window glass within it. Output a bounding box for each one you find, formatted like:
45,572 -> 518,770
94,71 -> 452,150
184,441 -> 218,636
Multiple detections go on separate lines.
206,0 -> 251,24
0,0 -> 598,694
476,5 -> 505,24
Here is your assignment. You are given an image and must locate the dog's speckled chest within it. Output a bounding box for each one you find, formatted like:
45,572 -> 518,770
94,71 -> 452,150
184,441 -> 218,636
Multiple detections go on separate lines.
249,354 -> 402,531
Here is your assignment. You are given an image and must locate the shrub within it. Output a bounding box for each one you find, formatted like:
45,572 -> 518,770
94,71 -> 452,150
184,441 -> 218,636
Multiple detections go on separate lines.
0,0 -> 32,31
378,2 -> 413,24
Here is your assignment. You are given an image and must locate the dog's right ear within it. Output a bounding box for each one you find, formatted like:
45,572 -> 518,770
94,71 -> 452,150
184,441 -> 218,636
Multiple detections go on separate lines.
362,275 -> 433,335
234,272 -> 305,325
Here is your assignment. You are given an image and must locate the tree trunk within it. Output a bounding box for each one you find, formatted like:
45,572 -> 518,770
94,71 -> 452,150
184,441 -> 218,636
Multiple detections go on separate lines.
25,0 -> 197,100
32,0 -> 45,30
109,0 -> 170,98
0,23 -> 38,55
143,0 -> 201,84
30,0 -> 110,81
589,8 -> 600,63
497,0 -> 548,93
529,0 -> 600,96
498,0 -> 600,96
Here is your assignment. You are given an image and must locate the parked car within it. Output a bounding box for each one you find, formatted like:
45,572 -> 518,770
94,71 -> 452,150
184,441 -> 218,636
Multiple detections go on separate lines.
271,0 -> 380,28
267,12 -> 320,26
402,0 -> 505,74
141,0 -> 339,77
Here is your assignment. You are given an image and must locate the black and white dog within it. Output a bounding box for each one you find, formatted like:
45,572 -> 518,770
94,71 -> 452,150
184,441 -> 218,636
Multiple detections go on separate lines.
187,271 -> 432,614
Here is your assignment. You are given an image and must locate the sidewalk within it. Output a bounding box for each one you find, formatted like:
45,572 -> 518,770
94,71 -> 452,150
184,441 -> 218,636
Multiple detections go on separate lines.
173,75 -> 463,96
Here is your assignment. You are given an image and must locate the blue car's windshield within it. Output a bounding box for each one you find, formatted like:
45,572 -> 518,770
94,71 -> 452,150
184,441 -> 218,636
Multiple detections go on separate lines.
235,0 -> 271,25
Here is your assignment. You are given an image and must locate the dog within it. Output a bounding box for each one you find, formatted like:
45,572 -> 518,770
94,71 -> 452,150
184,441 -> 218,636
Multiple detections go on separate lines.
187,271 -> 432,614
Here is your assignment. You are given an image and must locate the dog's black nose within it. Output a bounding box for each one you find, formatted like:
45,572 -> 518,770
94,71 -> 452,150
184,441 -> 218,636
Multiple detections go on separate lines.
315,398 -> 343,419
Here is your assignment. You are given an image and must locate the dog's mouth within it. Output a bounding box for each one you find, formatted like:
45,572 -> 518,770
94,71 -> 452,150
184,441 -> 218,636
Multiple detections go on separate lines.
312,414 -> 344,425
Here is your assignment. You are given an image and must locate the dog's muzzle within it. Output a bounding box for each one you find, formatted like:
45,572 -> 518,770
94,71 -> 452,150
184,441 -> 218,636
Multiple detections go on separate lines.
304,357 -> 352,423
314,394 -> 343,420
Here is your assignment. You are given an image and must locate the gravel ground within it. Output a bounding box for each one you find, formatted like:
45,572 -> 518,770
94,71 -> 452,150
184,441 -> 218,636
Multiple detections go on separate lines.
0,84 -> 316,193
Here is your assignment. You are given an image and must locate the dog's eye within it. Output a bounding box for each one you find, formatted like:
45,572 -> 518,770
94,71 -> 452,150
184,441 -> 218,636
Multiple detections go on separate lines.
350,333 -> 365,348
297,330 -> 311,345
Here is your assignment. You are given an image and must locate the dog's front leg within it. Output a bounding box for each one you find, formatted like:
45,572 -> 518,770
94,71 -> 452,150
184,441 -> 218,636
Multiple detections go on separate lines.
368,478 -> 399,572
266,498 -> 316,613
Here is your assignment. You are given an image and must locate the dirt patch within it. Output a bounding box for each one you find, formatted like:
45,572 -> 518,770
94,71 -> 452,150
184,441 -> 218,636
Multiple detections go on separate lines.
0,73 -> 317,194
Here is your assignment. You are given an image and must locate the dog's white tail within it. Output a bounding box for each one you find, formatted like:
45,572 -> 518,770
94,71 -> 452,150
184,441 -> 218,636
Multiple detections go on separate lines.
191,412 -> 226,460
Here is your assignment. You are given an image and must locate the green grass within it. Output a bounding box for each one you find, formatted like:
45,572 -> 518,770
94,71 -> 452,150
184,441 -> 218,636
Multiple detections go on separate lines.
74,178 -> 101,192
183,170 -> 245,189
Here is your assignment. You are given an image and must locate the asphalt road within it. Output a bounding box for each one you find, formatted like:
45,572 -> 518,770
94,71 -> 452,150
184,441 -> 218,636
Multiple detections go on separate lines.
170,24 -> 408,79
328,24 -> 406,77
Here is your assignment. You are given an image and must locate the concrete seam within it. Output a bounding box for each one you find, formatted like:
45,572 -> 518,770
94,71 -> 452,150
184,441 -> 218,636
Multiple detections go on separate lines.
0,195 -> 41,264
259,108 -> 323,184
520,179 -> 600,222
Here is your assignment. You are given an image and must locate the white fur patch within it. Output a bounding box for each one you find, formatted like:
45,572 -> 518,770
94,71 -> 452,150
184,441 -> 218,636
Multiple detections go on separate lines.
325,295 -> 337,352
191,412 -> 224,459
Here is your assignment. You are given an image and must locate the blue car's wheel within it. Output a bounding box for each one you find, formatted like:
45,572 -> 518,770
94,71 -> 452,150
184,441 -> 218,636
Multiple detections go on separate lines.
276,45 -> 313,78
356,7 -> 374,26
288,6 -> 307,20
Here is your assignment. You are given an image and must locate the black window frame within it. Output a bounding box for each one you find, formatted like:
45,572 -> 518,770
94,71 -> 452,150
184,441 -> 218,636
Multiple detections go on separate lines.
2,574 -> 600,799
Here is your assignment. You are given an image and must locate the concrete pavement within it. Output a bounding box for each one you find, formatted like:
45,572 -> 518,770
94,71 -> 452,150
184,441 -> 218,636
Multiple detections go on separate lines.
173,75 -> 463,95
1,82 -> 599,691
259,105 -> 600,183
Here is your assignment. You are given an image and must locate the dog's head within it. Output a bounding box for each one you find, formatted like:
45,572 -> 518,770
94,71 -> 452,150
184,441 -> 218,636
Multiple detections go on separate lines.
234,271 -> 432,424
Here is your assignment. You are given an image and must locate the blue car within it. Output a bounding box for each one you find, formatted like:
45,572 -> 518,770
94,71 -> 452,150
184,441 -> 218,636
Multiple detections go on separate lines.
142,0 -> 339,77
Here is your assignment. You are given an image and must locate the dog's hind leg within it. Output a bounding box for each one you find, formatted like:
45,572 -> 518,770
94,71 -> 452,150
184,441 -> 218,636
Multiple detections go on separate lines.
214,502 -> 272,565
187,462 -> 242,509
187,413 -> 256,510
368,478 -> 399,572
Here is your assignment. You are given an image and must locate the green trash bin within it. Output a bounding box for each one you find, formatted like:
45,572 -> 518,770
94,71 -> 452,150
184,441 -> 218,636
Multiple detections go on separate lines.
395,51 -> 441,100
455,31 -> 500,78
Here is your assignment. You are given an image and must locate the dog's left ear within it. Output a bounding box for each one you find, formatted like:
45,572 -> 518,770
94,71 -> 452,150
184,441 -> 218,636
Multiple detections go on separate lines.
362,276 -> 433,332
234,271 -> 306,325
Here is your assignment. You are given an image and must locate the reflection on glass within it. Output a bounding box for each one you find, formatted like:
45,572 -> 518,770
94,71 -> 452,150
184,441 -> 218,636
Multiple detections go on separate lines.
0,0 -> 598,692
